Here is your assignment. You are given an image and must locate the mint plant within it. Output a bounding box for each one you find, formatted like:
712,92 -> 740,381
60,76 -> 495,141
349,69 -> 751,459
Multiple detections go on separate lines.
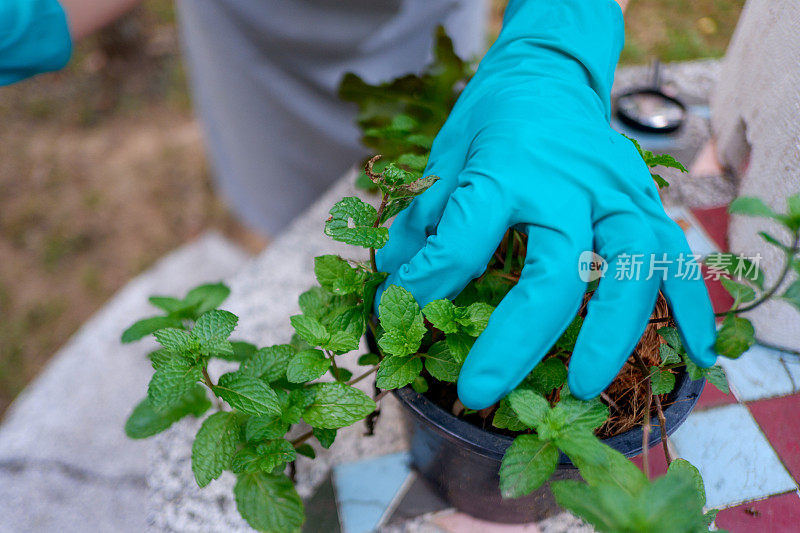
122,28 -> 800,533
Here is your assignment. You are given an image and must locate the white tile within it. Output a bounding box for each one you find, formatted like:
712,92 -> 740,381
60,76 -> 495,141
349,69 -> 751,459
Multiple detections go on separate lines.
670,404 -> 797,508
717,344 -> 796,401
779,351 -> 800,389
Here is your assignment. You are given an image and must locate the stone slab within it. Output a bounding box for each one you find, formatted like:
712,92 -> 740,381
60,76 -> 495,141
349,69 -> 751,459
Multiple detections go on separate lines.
0,232 -> 250,532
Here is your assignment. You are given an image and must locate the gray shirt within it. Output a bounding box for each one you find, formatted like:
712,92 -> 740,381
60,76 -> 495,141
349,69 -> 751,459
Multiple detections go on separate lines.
176,0 -> 487,235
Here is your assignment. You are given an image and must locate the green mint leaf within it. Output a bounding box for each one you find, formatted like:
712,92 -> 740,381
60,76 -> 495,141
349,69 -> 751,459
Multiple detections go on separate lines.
231,448 -> 262,474
324,330 -> 361,354
191,412 -> 242,487
539,396 -> 608,440
667,458 -> 706,507
198,338 -> 235,359
396,153 -> 428,171
507,389 -> 550,430
148,296 -> 185,313
376,354 -> 423,389
330,367 -> 353,382
312,427 -> 336,449
424,341 -> 461,382
314,255 -> 366,295
296,444 -> 316,459
499,435 -> 559,498
550,480 -> 618,532
783,280 -> 800,311
302,382 -> 375,429
562,436 -> 647,494
656,326 -> 684,353
392,176 -> 439,198
153,328 -> 193,353
286,349 -> 331,383
720,277 -> 757,303
324,197 -> 389,249
422,299 -> 459,334
703,510 -> 719,527
381,163 -> 417,185
125,385 -> 210,439
148,357 -> 203,412
652,174 -> 670,189
192,310 -> 238,343
649,366 -> 676,395
378,330 -> 422,358
246,415 -> 289,443
761,230 -> 792,251
281,388 -> 316,425
658,344 -> 682,366
358,353 -> 380,366
254,439 -> 297,473
121,316 -> 183,343
239,345 -> 296,383
525,358 -> 568,395
455,302 -> 493,336
184,282 -> 231,315
646,153 -> 688,173
379,197 -> 414,224
705,365 -> 730,394
290,315 -> 330,347
411,376 -> 429,393
729,196 -> 778,219
234,472 -> 304,533
213,373 -> 281,417
377,285 -> 425,356
555,316 -> 584,352
715,315 -> 755,359
492,399 -> 528,431
685,360 -> 730,394
149,349 -> 173,370
445,332 -> 475,364
226,341 -> 257,362
378,285 -> 425,332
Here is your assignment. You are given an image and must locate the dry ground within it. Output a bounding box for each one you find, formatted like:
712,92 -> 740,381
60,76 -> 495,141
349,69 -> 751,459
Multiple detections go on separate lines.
0,0 -> 744,415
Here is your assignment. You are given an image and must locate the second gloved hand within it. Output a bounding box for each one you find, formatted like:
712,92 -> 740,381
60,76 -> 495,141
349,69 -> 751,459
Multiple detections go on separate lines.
374,0 -> 718,408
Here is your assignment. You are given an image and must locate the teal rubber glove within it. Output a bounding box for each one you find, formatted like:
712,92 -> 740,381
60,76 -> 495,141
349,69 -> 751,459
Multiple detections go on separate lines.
0,0 -> 72,86
374,0 -> 718,408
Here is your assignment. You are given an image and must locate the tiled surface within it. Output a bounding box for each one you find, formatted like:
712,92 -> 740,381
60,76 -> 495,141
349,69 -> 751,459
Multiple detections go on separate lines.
748,394 -> 800,483
714,491 -> 800,533
717,345 -> 800,402
332,452 -> 412,533
670,404 -> 797,508
696,381 -> 738,410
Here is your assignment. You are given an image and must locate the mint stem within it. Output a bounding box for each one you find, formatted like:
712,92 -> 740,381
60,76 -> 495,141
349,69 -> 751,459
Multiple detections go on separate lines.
718,231 -> 799,316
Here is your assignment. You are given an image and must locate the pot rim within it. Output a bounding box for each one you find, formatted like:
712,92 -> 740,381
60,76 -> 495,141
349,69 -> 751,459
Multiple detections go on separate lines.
392,370 -> 705,464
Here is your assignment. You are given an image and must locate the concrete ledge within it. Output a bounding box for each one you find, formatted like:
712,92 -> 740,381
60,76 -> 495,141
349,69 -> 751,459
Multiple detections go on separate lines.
0,232 -> 250,532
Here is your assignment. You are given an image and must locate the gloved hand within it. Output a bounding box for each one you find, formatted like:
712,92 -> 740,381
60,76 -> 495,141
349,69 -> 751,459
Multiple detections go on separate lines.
374,0 -> 717,408
0,0 -> 72,86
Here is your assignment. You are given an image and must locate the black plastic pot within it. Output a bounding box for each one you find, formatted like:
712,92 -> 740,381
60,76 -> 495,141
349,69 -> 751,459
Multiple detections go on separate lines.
368,331 -> 706,523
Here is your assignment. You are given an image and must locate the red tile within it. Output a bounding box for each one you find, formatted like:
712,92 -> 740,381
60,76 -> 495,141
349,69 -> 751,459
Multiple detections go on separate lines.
691,205 -> 730,250
748,394 -> 800,483
630,445 -> 670,478
715,491 -> 800,533
696,380 -> 737,409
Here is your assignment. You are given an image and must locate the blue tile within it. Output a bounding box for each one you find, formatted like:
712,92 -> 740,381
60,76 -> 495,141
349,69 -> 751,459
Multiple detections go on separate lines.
333,452 -> 412,533
670,404 -> 797,508
717,344 -> 796,402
